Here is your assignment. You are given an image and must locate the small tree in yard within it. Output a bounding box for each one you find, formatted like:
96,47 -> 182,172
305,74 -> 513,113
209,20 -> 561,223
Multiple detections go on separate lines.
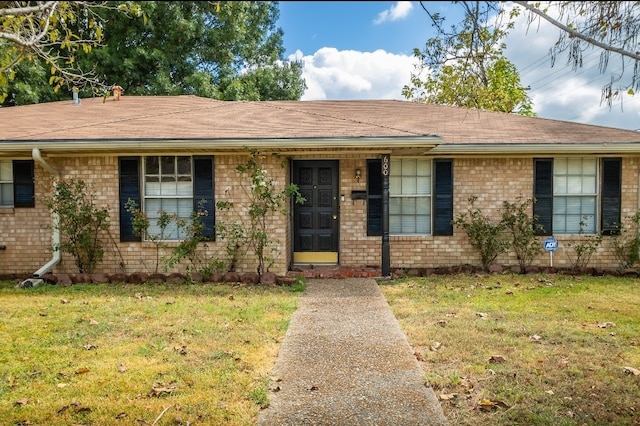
43,178 -> 110,273
501,195 -> 544,273
452,196 -> 508,270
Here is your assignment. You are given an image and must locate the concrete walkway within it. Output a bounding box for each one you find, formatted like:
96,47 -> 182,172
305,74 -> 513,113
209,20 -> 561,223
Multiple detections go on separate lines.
257,278 -> 448,426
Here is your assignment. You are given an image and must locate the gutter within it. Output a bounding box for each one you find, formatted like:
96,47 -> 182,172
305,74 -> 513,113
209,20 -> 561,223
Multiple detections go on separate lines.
27,148 -> 61,282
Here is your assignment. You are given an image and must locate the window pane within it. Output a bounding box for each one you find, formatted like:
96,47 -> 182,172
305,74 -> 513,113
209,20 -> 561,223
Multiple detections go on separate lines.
401,216 -> 416,233
401,177 -> 415,194
582,176 -> 596,193
554,176 -> 567,194
0,161 -> 11,181
567,176 -> 583,194
0,183 -> 13,205
177,199 -> 192,217
177,156 -> 191,175
416,176 -> 430,195
161,156 -> 175,175
145,157 -> 159,174
401,198 -> 416,215
145,181 -> 161,196
416,160 -> 431,176
567,158 -> 583,174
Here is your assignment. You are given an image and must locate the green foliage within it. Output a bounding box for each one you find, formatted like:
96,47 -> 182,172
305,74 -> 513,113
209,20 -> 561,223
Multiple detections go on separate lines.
217,149 -> 304,276
500,196 -> 543,273
610,211 -> 640,269
74,1 -> 305,101
125,199 -> 213,276
0,2 -> 139,103
43,178 -> 110,273
164,200 -> 213,278
125,199 -> 170,274
214,201 -> 249,272
565,216 -> 603,270
452,196 -> 508,270
404,2 -> 535,116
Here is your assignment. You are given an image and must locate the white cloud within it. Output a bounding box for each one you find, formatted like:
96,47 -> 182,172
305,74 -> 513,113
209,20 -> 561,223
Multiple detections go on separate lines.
289,48 -> 419,100
374,1 -> 414,24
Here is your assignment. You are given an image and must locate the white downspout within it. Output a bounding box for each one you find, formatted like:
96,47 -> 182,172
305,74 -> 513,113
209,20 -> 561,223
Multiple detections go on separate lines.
31,148 -> 61,278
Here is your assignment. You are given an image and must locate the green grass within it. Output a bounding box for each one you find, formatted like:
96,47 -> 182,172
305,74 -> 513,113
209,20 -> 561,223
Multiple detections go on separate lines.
3,274 -> 638,426
380,274 -> 640,426
0,281 -> 302,426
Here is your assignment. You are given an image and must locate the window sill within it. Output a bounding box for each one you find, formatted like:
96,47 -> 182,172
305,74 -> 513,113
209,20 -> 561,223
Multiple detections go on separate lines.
0,207 -> 15,214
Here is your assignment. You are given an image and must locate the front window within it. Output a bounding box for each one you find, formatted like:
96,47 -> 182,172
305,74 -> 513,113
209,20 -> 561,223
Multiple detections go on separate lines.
0,160 -> 13,207
144,156 -> 193,240
553,158 -> 597,233
390,158 -> 431,234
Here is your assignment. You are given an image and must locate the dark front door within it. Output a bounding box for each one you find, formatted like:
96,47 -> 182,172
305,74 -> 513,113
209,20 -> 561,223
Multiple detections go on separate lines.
292,160 -> 339,264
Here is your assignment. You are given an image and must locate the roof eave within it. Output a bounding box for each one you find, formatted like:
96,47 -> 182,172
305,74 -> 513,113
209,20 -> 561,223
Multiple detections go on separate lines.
0,136 -> 442,158
428,143 -> 640,157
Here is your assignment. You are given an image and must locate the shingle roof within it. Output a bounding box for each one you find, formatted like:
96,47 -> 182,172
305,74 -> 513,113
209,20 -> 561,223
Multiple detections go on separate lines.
1,95 -> 638,151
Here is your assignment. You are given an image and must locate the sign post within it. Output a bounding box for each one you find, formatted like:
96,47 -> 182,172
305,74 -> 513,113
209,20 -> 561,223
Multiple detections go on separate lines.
543,237 -> 558,267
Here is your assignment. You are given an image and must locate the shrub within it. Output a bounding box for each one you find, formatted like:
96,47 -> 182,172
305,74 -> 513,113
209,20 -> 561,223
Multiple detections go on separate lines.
500,195 -> 544,273
610,211 -> 640,269
43,178 -> 110,273
452,196 -> 508,270
565,216 -> 603,270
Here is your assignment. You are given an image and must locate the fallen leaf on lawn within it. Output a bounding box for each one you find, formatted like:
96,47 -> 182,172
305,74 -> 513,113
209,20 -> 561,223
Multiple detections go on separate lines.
173,345 -> 187,355
115,413 -> 128,420
83,344 -> 98,350
436,320 -> 447,327
430,342 -> 442,351
89,319 -> 99,325
488,355 -> 507,363
478,398 -> 509,411
439,392 -> 457,401
530,334 -> 542,342
414,350 -> 425,361
545,390 -> 554,395
118,364 -> 128,373
306,385 -> 318,391
598,322 -> 615,328
57,383 -> 68,388
60,299 -> 70,304
13,398 -> 29,406
74,367 -> 90,375
476,312 -> 488,319
623,366 -> 640,376
149,382 -> 176,397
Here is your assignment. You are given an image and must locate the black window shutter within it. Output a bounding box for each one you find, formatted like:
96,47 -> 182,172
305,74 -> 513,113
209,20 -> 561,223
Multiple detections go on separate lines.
13,160 -> 35,208
193,156 -> 215,239
601,158 -> 622,235
533,158 -> 553,236
119,157 -> 141,242
366,159 -> 383,236
433,159 -> 453,236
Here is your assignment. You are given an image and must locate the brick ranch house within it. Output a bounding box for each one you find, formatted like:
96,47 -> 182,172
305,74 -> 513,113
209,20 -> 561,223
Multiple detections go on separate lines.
1,95 -> 640,280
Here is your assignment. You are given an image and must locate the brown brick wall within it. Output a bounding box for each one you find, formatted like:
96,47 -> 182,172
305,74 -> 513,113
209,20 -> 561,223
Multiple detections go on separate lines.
2,155 -> 638,277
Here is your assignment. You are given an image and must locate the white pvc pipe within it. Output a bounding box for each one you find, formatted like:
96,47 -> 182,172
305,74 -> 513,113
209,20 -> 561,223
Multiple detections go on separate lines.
31,148 -> 61,277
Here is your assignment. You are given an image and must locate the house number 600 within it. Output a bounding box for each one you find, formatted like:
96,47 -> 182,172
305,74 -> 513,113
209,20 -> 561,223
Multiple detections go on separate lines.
382,155 -> 390,176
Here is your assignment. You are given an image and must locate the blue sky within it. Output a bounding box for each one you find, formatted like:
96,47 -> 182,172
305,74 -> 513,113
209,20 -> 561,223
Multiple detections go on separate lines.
276,1 -> 640,131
